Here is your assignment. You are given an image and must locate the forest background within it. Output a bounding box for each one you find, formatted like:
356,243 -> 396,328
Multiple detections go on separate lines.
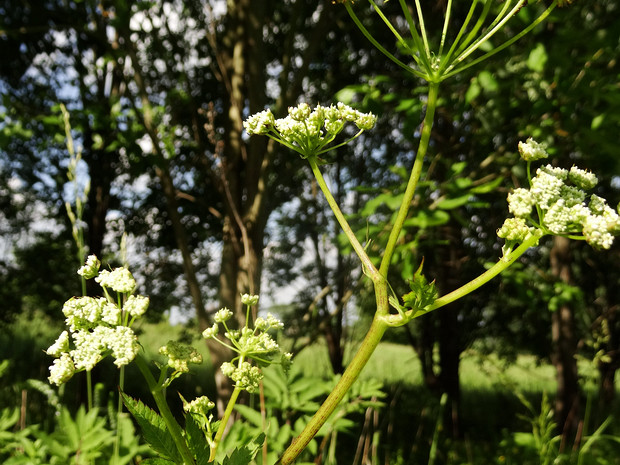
1,0 -> 620,463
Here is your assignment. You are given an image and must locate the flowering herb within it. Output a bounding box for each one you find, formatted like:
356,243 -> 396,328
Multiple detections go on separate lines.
46,255 -> 147,385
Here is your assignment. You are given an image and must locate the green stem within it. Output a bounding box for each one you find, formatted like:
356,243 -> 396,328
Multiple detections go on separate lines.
134,355 -> 195,465
86,370 -> 93,412
112,366 -> 125,465
276,309 -> 389,465
209,386 -> 242,462
379,81 -> 440,277
308,157 -> 380,282
384,231 -> 543,324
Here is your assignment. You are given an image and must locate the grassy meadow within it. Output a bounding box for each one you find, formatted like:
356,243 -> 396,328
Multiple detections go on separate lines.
3,313 -> 620,464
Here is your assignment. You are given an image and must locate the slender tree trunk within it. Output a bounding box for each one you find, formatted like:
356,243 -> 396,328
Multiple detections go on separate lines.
597,305 -> 619,409
549,236 -> 580,447
438,306 -> 461,437
435,223 -> 463,438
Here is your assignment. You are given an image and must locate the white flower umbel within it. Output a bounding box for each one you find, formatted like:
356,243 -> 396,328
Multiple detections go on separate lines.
95,267 -> 136,293
214,308 -> 233,323
47,256 -> 149,386
123,294 -> 149,317
77,255 -> 101,279
244,102 -> 376,159
48,353 -> 75,386
46,331 -> 70,357
108,326 -> 140,367
183,396 -> 216,415
518,137 -> 549,162
203,294 -> 291,393
500,139 -> 620,250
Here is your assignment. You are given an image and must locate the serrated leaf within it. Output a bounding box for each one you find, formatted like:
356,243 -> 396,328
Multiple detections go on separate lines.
121,392 -> 182,463
402,260 -> 438,313
141,458 -> 176,465
185,413 -> 210,465
221,433 -> 265,465
234,404 -> 263,428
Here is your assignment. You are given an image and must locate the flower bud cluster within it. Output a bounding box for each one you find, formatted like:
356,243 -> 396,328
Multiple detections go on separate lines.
46,255 -> 148,386
498,139 -> 620,250
202,295 -> 292,393
183,395 -> 215,415
159,340 -> 203,373
243,102 -> 376,159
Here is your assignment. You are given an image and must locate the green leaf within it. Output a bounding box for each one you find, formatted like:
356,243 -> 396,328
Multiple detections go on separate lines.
401,260 -> 438,314
404,210 -> 450,228
478,70 -> 499,93
469,176 -> 503,194
527,43 -> 548,72
121,392 -> 183,463
361,192 -> 404,216
434,194 -> 471,210
234,404 -> 264,428
591,113 -> 605,130
185,414 -> 210,465
465,79 -> 481,103
221,433 -> 265,465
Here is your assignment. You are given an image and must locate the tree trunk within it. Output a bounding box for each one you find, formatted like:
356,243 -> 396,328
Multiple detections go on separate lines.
549,236 -> 580,447
438,305 -> 461,437
597,304 -> 619,409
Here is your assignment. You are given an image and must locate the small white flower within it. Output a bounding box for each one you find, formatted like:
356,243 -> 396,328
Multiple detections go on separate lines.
62,297 -> 103,331
95,268 -> 136,294
243,109 -> 275,135
77,255 -> 101,279
569,166 -> 598,190
183,396 -> 215,414
214,307 -> 233,323
530,168 -> 564,210
71,329 -> 104,371
518,138 -> 549,161
244,102 -> 375,159
220,361 -> 236,377
497,218 -> 533,242
48,353 -> 75,386
582,215 -> 615,249
124,294 -> 149,317
507,188 -> 534,218
240,294 -> 259,306
101,301 -> 121,325
265,313 -> 284,330
228,361 -> 263,393
288,102 -> 311,121
355,112 -> 377,131
202,323 -> 219,339
107,326 -> 139,367
46,331 -> 70,357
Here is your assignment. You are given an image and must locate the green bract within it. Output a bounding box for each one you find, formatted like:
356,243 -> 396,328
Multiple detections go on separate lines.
159,341 -> 203,373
